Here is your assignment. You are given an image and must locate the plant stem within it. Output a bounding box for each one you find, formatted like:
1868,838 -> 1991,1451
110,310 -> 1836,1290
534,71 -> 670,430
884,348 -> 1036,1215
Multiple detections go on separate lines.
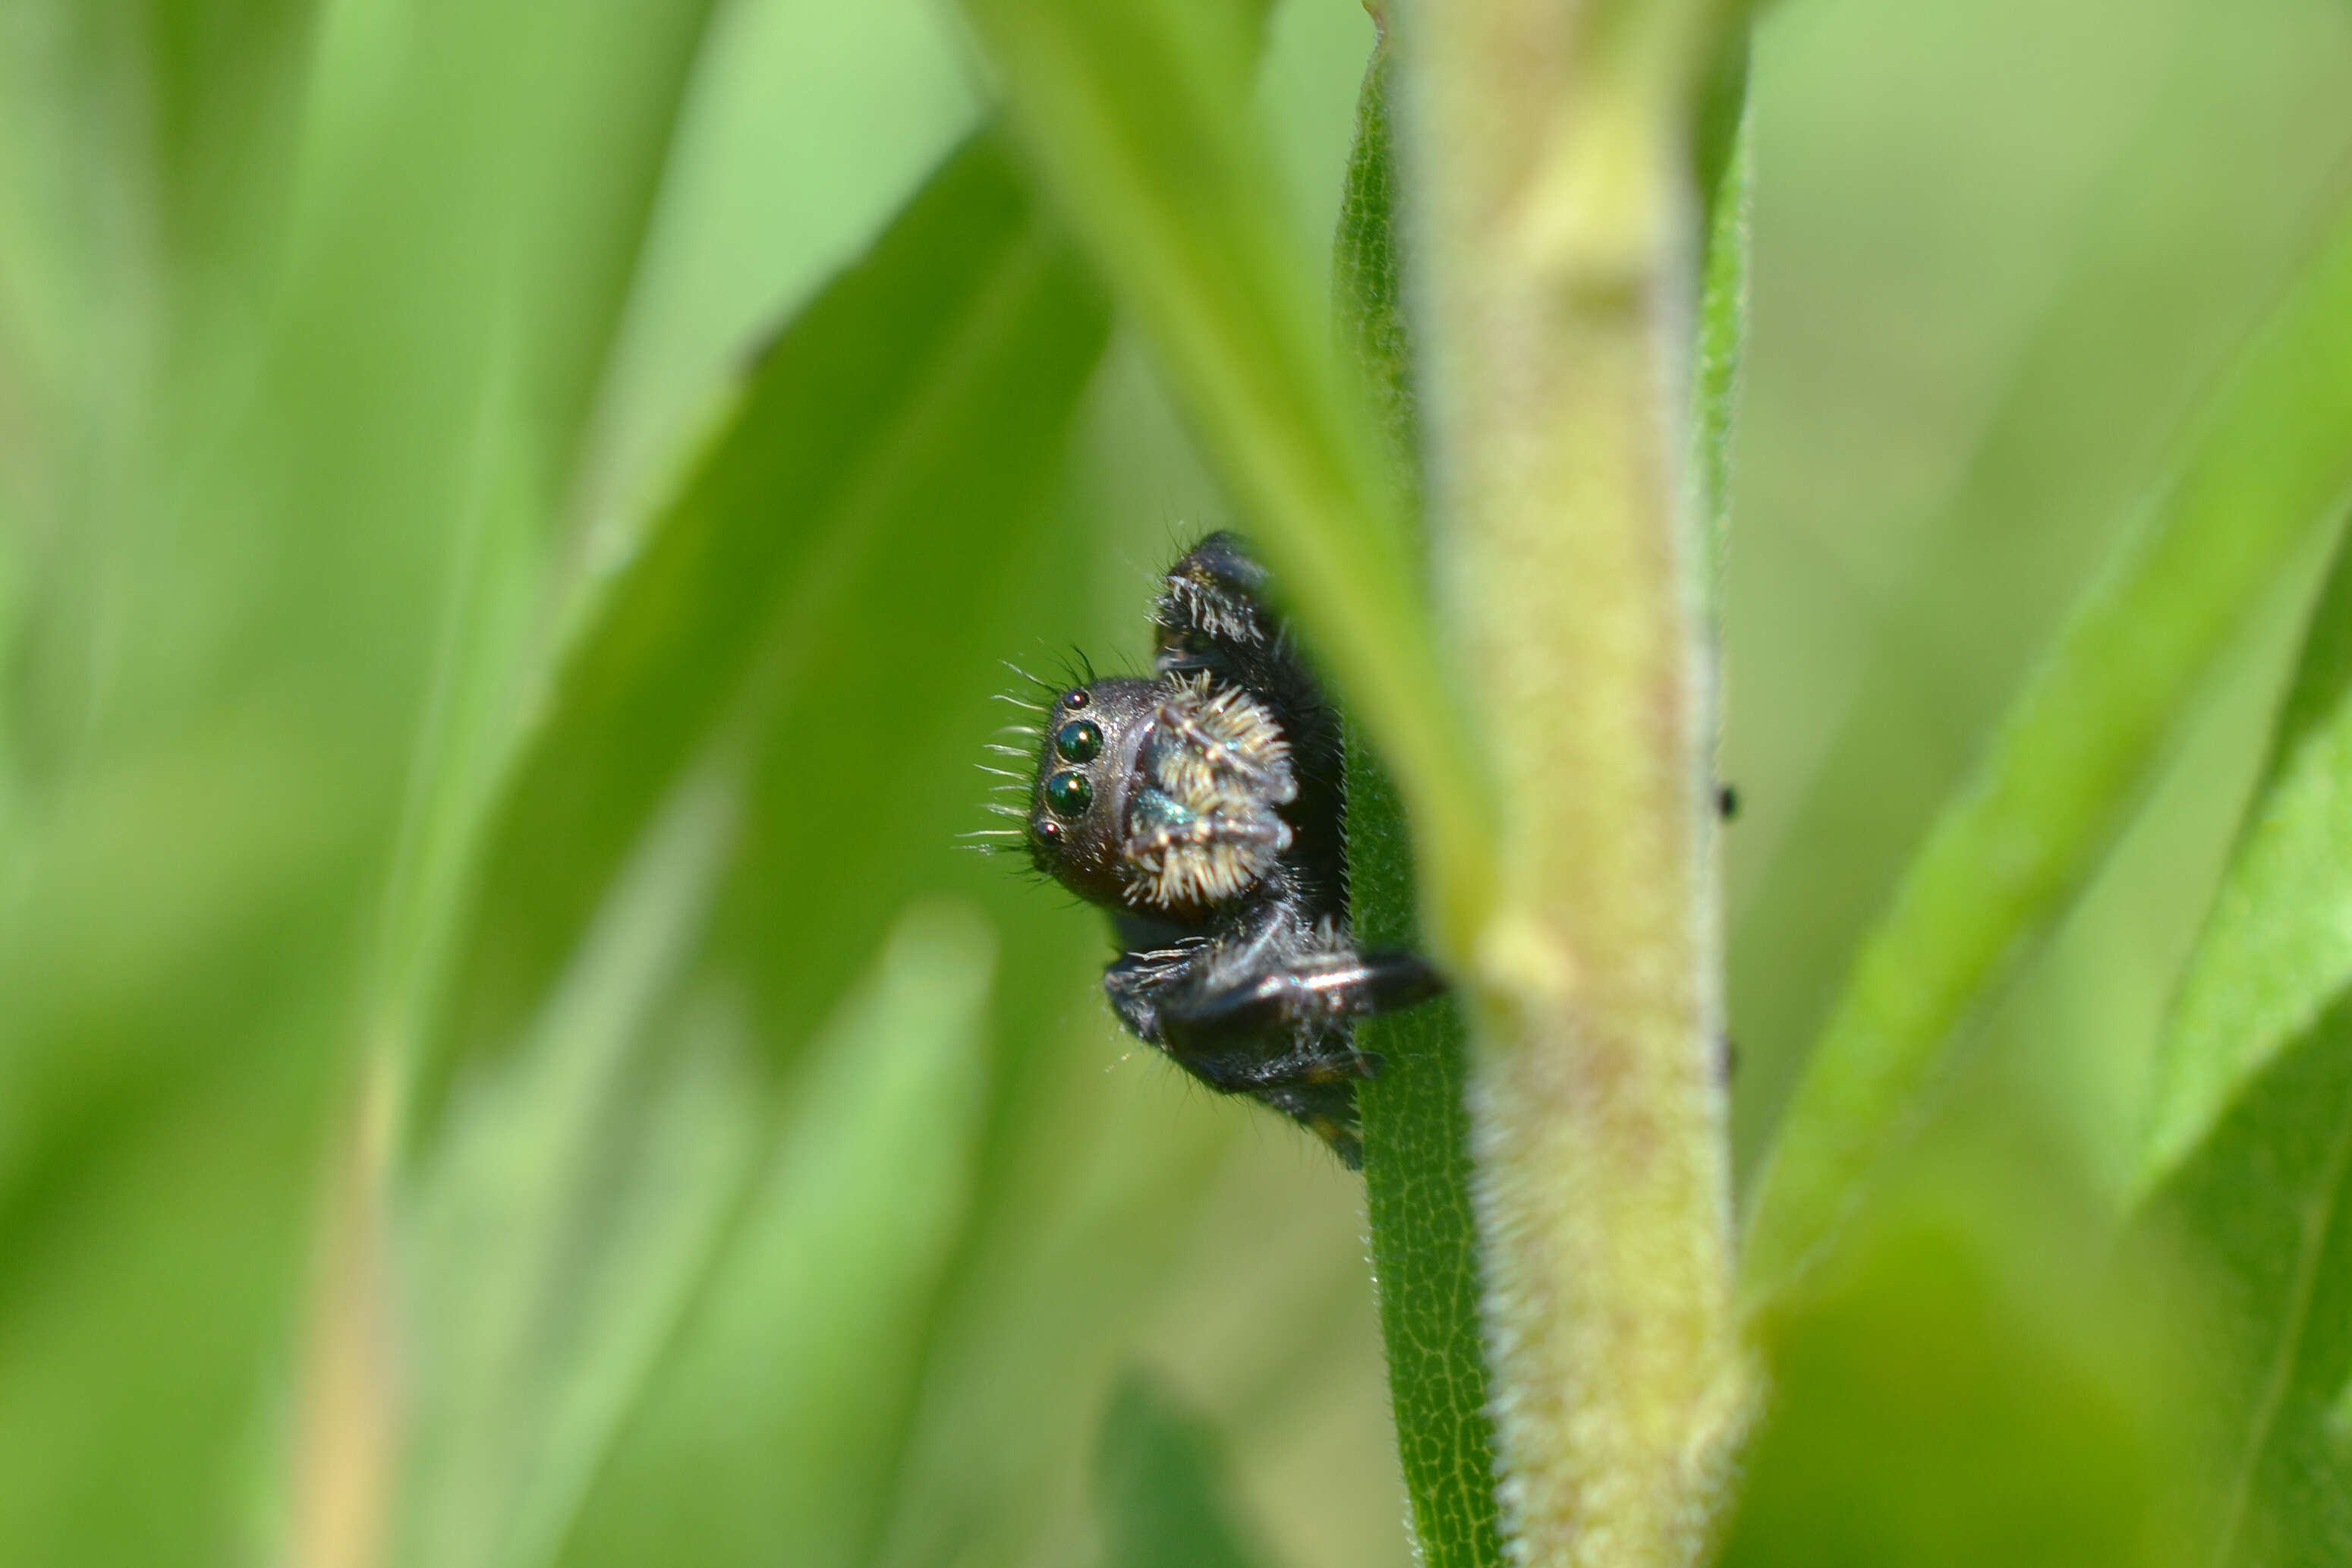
1398,2 -> 1748,1561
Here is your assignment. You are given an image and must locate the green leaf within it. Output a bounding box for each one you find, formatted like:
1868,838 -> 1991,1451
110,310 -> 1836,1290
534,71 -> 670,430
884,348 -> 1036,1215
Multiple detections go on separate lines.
431,131 -> 1109,1110
1353,808 -> 1502,1568
1721,1172 -> 2196,1568
565,0 -> 984,543
2141,537 -> 2352,1187
549,902 -> 996,1568
1095,1371 -> 1277,1568
1725,8 -> 2352,1189
1338,47 -> 1506,1568
392,124 -> 1113,1568
396,768 -> 762,1568
1330,49 -> 1412,482
0,2 -> 721,1561
1692,43 -> 1753,590
2120,533 -> 2352,1568
952,0 -> 1494,957
2133,993 -> 2352,1567
1742,194 -> 2352,1301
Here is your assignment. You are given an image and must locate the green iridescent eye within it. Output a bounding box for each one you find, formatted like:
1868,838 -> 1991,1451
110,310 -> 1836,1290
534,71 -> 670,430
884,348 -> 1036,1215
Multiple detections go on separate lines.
1044,770 -> 1093,817
1054,719 -> 1103,763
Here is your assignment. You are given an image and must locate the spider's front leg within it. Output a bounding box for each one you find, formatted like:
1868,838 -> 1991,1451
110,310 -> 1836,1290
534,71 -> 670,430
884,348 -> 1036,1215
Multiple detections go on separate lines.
1105,927 -> 1437,1173
1157,948 -> 1444,1079
1151,531 -> 1278,674
1106,903 -> 1442,1094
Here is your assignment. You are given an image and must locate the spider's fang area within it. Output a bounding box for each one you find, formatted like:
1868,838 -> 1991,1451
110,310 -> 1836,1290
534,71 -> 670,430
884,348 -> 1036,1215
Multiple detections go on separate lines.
1119,674 -> 1296,909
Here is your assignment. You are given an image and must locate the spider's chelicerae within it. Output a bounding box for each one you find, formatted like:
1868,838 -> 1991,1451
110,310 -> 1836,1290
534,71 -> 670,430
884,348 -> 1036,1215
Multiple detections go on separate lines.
974,532 -> 1444,1167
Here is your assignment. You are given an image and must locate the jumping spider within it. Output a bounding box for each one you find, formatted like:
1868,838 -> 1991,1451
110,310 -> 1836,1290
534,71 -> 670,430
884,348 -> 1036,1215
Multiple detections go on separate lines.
975,533 -> 1444,1167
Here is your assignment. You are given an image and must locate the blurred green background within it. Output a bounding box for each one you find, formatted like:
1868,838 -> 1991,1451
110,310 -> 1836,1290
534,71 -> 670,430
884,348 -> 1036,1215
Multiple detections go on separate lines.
5,0 -> 2351,1564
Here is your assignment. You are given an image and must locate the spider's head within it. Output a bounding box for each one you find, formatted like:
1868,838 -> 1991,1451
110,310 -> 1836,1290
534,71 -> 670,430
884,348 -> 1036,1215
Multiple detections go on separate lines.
1027,674 -> 1296,920
1024,679 -> 1160,906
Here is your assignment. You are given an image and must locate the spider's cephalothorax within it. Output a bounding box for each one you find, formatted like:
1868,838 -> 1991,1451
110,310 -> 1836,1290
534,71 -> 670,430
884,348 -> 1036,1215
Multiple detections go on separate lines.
986,533 -> 1444,1167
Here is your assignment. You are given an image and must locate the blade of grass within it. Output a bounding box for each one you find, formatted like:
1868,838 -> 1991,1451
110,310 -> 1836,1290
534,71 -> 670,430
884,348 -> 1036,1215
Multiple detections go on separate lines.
546,902 -> 996,1568
390,126 -> 1107,1568
429,131 -> 1108,1115
284,11 -> 729,1561
393,125 -> 1107,1568
0,4 -> 721,1562
395,765 -> 758,1568
950,0 -> 1495,960
1743,194 -> 2352,1304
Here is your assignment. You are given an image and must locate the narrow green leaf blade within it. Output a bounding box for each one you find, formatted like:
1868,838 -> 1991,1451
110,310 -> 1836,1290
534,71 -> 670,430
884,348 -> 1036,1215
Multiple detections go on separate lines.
2141,538 -> 2352,1187
1354,816 -> 1503,1568
433,132 -> 1108,1106
1743,195 -> 2352,1300
1338,47 -> 1506,1568
550,902 -> 997,1568
1727,5 -> 2352,1197
1693,54 -> 1753,590
2121,531 -> 2352,1568
397,769 -> 762,1568
0,3 -> 722,1562
2133,996 -> 2352,1567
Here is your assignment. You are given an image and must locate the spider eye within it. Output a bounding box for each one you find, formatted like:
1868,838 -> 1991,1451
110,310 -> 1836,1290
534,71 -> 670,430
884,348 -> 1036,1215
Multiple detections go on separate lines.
1060,688 -> 1090,710
1053,719 -> 1103,763
1044,771 -> 1093,817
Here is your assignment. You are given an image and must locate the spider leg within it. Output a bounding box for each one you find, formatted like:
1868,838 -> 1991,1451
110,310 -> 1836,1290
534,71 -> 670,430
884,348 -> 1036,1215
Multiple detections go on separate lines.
1135,912 -> 1442,1094
1105,936 -> 1402,1171
1160,949 -> 1441,1054
1105,934 -> 1379,1091
1151,531 -> 1277,669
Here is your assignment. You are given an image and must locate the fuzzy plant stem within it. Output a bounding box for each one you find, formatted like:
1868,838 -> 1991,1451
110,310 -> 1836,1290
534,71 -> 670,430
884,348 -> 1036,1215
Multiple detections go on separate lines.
1396,2 -> 1748,1562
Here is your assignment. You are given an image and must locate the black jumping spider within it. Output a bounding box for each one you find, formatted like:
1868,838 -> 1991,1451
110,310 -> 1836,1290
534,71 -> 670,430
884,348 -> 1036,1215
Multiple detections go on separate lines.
976,533 -> 1444,1167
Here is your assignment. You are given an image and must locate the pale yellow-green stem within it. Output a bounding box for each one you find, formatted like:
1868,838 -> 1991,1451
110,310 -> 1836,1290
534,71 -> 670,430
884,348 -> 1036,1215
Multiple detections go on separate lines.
287,1056 -> 401,1568
1397,2 -> 1749,1561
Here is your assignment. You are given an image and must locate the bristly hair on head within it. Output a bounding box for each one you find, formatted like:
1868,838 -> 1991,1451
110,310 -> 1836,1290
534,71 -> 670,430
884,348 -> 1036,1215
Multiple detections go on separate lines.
970,657 -> 1063,859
